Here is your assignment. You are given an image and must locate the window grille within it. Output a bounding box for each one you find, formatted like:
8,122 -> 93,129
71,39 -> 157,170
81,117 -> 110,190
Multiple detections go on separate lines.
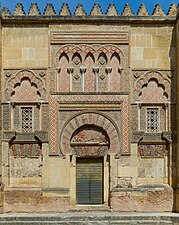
21,107 -> 33,132
147,108 -> 158,132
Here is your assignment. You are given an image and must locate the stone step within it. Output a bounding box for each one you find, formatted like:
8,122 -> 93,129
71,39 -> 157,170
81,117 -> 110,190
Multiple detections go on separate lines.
0,220 -> 173,225
0,213 -> 176,224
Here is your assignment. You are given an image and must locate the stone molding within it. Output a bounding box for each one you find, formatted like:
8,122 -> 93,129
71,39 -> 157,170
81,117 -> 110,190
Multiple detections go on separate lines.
2,131 -> 48,143
50,32 -> 129,44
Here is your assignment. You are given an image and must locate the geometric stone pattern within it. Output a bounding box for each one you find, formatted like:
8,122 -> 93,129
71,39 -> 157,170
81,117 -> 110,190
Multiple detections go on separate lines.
138,144 -> 167,157
41,104 -> 49,131
140,106 -> 166,133
21,107 -> 33,132
50,94 -> 129,155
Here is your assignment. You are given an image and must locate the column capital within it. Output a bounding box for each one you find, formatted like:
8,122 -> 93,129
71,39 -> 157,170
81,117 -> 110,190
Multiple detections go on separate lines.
67,67 -> 74,74
93,67 -> 99,73
105,67 -> 112,74
56,67 -> 61,73
80,66 -> 87,73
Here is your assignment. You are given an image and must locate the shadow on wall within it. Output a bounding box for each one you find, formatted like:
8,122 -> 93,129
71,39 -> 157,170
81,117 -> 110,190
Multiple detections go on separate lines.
169,23 -> 177,212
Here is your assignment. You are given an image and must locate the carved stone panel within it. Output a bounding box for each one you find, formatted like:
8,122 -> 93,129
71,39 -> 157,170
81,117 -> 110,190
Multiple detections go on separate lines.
140,107 -> 146,131
3,104 -> 11,130
138,144 -> 167,157
74,146 -> 108,157
71,125 -> 109,157
131,105 -> 138,131
41,104 -> 49,131
13,107 -> 20,131
10,143 -> 42,157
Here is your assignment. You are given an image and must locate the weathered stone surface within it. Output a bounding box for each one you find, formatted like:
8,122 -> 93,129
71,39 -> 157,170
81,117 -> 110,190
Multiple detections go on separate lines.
137,4 -> 149,16
43,3 -> 56,15
14,3 -> 25,16
28,3 -> 41,16
4,190 -> 70,213
59,3 -> 71,16
90,3 -> 103,16
106,4 -> 118,16
110,185 -> 173,212
74,4 -> 86,16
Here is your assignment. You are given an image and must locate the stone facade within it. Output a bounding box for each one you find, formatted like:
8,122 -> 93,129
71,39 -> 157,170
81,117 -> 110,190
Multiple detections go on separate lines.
0,2 -> 178,213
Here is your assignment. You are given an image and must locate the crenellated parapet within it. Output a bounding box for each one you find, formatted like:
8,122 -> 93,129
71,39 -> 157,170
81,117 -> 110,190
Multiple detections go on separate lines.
1,2 -> 178,17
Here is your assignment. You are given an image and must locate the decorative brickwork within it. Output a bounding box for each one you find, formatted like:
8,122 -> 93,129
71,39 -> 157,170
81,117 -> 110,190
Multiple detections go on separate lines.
50,94 -> 129,155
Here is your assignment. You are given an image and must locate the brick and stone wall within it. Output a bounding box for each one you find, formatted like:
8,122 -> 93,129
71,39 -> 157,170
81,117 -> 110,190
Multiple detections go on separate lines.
0,2 -> 178,213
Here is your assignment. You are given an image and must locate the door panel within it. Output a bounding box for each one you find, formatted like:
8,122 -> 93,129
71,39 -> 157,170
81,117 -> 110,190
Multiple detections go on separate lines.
76,158 -> 103,204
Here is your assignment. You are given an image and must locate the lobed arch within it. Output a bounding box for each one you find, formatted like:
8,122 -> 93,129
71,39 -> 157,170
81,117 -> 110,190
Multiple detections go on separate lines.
59,52 -> 69,62
134,71 -> 171,101
5,70 -> 46,102
56,44 -> 123,66
60,111 -> 121,156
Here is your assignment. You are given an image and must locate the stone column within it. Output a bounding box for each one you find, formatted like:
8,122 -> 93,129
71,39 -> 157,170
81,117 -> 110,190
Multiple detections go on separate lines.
67,67 -> 74,92
93,67 -> 99,92
105,67 -> 112,92
56,67 -> 61,92
80,66 -> 86,92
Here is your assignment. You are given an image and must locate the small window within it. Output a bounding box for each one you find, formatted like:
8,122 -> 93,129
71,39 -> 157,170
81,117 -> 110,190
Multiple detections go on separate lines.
147,108 -> 159,132
21,107 -> 33,132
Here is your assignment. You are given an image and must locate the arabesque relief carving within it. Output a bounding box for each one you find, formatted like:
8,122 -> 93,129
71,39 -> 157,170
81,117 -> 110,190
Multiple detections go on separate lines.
71,125 -> 109,157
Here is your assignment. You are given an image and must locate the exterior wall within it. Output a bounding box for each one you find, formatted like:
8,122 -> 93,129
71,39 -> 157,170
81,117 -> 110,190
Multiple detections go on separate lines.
131,25 -> 176,69
0,2 -> 178,213
175,15 -> 179,212
2,26 -> 48,68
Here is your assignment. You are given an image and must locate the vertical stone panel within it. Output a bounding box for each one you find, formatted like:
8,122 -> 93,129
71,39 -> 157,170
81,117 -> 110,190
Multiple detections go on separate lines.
140,107 -> 146,131
34,106 -> 39,130
41,103 -> 49,131
2,104 -> 11,130
110,53 -> 120,92
84,53 -> 95,92
160,107 -> 165,131
59,53 -> 70,92
13,107 -> 20,131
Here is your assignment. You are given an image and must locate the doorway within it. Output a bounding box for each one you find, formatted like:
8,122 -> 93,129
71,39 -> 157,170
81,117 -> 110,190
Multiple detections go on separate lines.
76,157 -> 103,205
